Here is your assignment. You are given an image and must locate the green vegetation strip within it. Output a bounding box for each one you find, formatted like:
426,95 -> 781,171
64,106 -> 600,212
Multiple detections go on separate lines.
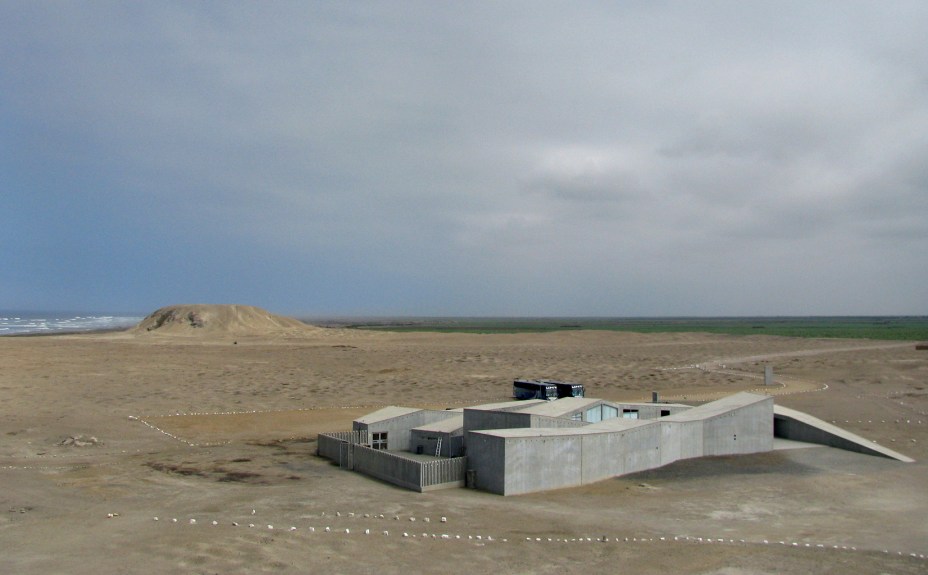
347,317 -> 928,341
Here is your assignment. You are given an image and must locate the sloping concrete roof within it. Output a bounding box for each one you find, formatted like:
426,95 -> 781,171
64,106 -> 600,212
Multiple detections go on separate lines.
514,397 -> 601,417
610,402 -> 692,409
413,414 -> 464,434
473,427 -> 596,438
774,405 -> 914,463
354,406 -> 422,424
466,399 -> 546,412
585,417 -> 659,431
474,419 -> 655,438
663,392 -> 770,422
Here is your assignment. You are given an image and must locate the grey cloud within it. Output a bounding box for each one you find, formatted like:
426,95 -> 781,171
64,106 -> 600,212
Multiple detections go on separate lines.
2,2 -> 927,314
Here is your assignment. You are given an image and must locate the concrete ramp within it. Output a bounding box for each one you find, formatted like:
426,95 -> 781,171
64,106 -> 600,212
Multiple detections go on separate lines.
773,405 -> 914,463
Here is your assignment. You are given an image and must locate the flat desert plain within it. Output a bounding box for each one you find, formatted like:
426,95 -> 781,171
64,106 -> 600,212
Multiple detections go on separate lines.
1,328 -> 926,574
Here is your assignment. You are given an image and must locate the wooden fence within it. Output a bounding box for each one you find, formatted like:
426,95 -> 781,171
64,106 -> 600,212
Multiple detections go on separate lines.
317,431 -> 466,492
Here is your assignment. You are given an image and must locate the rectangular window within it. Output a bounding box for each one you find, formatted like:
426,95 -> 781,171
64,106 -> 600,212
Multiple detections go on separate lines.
660,409 -> 671,417
372,432 -> 388,450
622,409 -> 639,420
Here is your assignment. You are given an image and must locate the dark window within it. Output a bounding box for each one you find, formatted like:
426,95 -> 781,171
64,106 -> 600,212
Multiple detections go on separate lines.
372,432 -> 388,450
660,410 -> 671,417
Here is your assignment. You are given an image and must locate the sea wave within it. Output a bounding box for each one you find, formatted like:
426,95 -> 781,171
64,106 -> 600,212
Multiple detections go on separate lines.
0,313 -> 142,336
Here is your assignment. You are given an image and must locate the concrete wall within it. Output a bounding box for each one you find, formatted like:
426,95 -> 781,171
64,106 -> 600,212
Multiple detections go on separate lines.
773,412 -> 911,461
465,432 -> 507,494
463,409 -> 532,434
503,434 -> 583,495
463,409 -> 590,434
607,403 -> 689,420
701,399 -> 773,456
474,424 -> 666,496
354,410 -> 456,451
775,416 -> 854,449
530,414 -> 588,429
659,420 -> 703,465
580,424 -> 662,485
469,395 -> 776,496
409,429 -> 465,457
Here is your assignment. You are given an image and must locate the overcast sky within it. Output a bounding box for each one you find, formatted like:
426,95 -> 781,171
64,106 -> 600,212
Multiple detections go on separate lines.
2,2 -> 926,316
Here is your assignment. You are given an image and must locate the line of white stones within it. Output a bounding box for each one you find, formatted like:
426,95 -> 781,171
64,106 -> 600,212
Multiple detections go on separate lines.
124,399 -> 507,447
138,398 -> 506,420
0,464 -> 100,471
865,393 -> 928,417
129,415 -> 209,447
653,364 -> 830,401
830,418 -> 923,425
655,382 -> 820,403
2,450 -> 136,461
133,511 -> 927,560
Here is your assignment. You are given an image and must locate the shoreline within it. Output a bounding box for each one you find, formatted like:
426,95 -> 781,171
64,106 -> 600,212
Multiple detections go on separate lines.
0,327 -> 132,338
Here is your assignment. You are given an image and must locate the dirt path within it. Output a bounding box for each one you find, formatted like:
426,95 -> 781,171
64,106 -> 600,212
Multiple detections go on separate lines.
658,341 -> 913,401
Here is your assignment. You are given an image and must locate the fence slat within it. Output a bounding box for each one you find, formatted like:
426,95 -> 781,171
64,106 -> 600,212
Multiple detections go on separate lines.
318,431 -> 466,491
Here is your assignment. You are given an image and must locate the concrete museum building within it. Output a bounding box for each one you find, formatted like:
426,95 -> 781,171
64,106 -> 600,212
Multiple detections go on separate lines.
318,391 -> 912,496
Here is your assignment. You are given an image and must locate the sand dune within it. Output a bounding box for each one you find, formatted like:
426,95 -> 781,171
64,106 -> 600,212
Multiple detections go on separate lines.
131,304 -> 318,338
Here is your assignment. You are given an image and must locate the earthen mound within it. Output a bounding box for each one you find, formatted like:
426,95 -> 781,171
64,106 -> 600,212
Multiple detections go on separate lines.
131,304 -> 316,337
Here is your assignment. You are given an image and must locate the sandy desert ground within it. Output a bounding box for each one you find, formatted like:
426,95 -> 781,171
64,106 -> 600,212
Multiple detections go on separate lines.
1,320 -> 926,574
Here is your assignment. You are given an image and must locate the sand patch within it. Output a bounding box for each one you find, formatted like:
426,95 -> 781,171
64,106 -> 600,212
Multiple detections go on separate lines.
143,408 -> 367,444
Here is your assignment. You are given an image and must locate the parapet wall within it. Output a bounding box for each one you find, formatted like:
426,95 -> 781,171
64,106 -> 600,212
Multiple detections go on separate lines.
464,409 -> 531,434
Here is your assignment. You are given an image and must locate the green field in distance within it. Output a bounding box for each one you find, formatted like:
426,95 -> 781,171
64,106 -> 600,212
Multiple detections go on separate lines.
336,316 -> 928,341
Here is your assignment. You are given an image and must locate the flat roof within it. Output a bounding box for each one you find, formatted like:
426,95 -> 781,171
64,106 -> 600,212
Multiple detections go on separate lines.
413,415 -> 464,433
514,397 -> 601,417
662,392 -> 770,422
354,406 -> 422,424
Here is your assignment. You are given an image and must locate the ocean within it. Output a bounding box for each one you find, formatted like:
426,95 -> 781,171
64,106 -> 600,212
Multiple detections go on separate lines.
0,311 -> 144,336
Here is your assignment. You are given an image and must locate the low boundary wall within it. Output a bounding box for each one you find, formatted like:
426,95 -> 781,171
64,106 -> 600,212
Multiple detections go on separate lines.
419,456 -> 467,491
317,430 -> 368,460
318,431 -> 466,491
